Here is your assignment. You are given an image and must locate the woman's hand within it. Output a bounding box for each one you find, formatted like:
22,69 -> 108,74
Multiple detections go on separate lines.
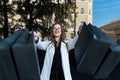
34,31 -> 39,43
78,25 -> 83,35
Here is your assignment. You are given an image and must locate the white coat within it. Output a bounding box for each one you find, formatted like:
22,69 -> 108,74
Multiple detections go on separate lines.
36,34 -> 78,80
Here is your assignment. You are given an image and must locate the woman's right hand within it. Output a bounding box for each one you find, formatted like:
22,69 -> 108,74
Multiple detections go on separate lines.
34,31 -> 39,43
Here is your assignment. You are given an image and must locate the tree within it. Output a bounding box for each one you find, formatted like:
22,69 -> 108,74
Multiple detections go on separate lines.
14,0 -> 56,37
0,0 -> 77,39
0,0 -> 15,39
2,0 -> 9,38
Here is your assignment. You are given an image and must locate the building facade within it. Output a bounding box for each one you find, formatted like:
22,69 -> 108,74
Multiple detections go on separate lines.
100,20 -> 120,44
76,0 -> 92,29
52,0 -> 93,39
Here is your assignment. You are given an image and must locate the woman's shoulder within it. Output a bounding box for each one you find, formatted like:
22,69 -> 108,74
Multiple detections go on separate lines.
44,40 -> 52,44
63,39 -> 69,43
62,40 -> 68,45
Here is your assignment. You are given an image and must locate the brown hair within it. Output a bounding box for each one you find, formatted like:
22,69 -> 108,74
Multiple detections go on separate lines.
49,22 -> 65,42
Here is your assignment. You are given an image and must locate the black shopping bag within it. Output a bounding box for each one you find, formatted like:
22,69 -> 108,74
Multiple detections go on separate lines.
12,30 -> 41,80
88,24 -> 118,47
75,23 -> 111,75
94,45 -> 120,79
75,23 -> 93,65
88,25 -> 120,79
77,38 -> 110,75
0,30 -> 23,80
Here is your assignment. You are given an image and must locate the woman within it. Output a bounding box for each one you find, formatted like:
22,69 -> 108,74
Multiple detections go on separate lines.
34,23 -> 79,80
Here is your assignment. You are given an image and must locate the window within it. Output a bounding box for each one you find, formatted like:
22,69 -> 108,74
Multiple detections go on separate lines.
12,0 -> 19,1
56,0 -> 59,2
71,22 -> 75,28
13,0 -> 25,1
89,9 -> 91,15
80,8 -> 84,14
71,0 -> 76,2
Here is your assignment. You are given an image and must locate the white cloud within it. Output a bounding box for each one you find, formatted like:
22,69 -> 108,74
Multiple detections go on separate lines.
94,1 -> 120,12
95,1 -> 120,8
94,0 -> 105,2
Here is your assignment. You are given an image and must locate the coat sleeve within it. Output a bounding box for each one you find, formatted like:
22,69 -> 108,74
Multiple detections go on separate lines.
35,38 -> 50,51
66,33 -> 79,50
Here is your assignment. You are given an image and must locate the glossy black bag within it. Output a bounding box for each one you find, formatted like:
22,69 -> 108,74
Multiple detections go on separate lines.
11,30 -> 41,80
75,23 -> 120,79
88,25 -> 120,79
0,30 -> 23,80
75,23 -> 110,76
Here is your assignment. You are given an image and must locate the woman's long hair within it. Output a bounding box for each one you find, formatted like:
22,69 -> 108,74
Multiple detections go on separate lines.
49,22 -> 65,42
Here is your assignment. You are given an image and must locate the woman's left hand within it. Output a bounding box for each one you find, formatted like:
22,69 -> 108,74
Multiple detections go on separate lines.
78,25 -> 83,35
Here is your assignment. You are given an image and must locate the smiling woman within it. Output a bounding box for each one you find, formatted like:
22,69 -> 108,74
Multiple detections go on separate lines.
50,23 -> 65,45
34,22 -> 80,80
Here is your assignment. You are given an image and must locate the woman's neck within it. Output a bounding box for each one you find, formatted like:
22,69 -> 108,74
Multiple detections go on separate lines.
55,37 -> 60,46
55,36 -> 60,42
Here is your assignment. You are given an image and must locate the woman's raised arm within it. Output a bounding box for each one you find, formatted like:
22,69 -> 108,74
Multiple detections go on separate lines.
34,31 -> 50,51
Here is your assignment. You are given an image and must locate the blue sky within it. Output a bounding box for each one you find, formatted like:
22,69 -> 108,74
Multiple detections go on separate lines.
93,0 -> 120,27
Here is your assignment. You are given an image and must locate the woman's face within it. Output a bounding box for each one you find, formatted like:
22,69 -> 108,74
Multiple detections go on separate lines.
53,24 -> 62,37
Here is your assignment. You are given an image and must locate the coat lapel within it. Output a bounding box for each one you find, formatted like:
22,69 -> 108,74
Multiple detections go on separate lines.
61,42 -> 72,80
40,43 -> 55,80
